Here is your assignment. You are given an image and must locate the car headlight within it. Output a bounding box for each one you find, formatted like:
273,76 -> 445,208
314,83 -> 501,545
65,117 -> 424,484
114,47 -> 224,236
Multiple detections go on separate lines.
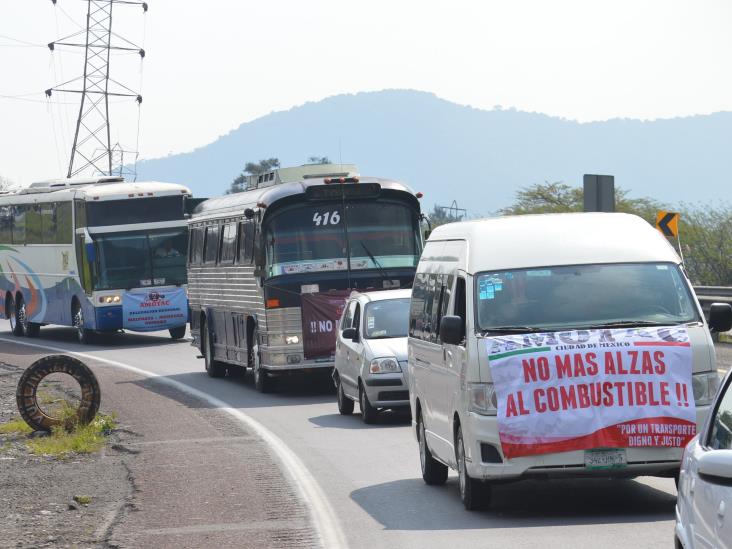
468,383 -> 498,416
692,372 -> 720,406
369,357 -> 401,374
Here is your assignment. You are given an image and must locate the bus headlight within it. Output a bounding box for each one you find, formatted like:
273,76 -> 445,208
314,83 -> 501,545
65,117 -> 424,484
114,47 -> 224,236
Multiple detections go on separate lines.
692,372 -> 720,406
468,383 -> 498,416
369,357 -> 401,374
98,295 -> 121,304
285,335 -> 300,345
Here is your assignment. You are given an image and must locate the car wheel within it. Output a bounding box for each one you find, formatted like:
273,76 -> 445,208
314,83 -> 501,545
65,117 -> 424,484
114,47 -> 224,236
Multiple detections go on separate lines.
169,325 -> 187,340
72,303 -> 91,344
418,412 -> 448,485
359,384 -> 377,424
337,375 -> 354,415
203,322 -> 226,378
457,425 -> 491,510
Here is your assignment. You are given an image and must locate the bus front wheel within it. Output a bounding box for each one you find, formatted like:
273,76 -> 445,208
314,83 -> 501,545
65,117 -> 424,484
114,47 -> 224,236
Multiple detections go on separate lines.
72,302 -> 90,345
169,326 -> 186,340
252,328 -> 273,393
202,320 -> 226,378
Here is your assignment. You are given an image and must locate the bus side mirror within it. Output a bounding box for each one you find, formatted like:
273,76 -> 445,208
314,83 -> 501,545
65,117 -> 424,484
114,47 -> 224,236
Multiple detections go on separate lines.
85,242 -> 96,263
440,316 -> 464,345
709,303 -> 732,333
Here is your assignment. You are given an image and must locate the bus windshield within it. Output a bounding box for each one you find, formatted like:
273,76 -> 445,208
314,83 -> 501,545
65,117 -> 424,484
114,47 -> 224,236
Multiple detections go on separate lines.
475,262 -> 700,333
93,228 -> 187,290
265,201 -> 420,277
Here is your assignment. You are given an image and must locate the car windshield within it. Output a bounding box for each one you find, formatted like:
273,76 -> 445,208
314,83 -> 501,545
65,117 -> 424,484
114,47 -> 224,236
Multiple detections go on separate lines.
475,262 -> 700,333
93,228 -> 188,290
364,298 -> 410,339
264,201 -> 420,277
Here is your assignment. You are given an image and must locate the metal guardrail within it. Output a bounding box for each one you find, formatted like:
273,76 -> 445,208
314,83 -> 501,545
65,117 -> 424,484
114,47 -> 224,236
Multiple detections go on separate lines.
693,286 -> 732,315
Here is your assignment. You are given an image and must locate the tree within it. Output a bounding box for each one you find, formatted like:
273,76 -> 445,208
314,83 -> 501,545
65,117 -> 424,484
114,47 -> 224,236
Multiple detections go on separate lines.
0,175 -> 12,192
498,181 -> 662,224
679,205 -> 732,285
427,205 -> 466,228
499,181 -> 732,285
307,156 -> 331,164
227,158 -> 280,194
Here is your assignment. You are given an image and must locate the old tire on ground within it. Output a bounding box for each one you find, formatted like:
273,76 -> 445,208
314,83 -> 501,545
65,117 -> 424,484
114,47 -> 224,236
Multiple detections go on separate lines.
169,325 -> 187,340
16,355 -> 101,432
336,375 -> 354,415
419,412 -> 448,485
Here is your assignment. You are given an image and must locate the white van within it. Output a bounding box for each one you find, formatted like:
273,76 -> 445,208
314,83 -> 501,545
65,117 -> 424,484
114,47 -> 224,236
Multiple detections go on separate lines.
408,213 -> 732,510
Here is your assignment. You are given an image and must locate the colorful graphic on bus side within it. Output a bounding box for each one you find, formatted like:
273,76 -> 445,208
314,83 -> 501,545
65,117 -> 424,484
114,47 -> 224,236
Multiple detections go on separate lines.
122,288 -> 188,332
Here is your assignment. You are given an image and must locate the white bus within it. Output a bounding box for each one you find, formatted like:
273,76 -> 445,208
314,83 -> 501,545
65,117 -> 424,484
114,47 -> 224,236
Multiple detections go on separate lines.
0,176 -> 194,343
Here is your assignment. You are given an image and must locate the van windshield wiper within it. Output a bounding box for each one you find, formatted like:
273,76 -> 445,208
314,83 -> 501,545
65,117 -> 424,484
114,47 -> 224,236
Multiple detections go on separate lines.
576,320 -> 674,329
480,326 -> 546,334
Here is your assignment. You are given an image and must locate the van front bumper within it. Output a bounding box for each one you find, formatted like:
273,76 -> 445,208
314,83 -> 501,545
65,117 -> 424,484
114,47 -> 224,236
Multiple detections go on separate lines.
462,405 -> 710,481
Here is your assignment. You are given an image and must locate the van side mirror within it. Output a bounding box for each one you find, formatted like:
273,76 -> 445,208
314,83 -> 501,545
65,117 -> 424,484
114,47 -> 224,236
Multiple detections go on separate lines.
709,303 -> 732,333
342,327 -> 358,342
697,450 -> 732,484
440,315 -> 464,345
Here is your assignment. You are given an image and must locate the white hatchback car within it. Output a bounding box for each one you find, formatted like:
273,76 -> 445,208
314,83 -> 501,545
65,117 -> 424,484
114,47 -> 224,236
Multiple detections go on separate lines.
676,368 -> 732,548
333,289 -> 411,423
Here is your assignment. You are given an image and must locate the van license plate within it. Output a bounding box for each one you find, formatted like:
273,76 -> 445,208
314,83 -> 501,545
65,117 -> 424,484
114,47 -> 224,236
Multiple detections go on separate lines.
584,449 -> 627,469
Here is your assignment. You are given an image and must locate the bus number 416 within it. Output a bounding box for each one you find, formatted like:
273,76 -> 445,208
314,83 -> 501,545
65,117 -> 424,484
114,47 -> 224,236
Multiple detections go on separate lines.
313,211 -> 340,226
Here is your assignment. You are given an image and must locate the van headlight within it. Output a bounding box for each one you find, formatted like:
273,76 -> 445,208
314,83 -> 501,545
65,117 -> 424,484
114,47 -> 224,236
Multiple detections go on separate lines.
369,357 -> 401,374
692,372 -> 720,406
468,383 -> 498,416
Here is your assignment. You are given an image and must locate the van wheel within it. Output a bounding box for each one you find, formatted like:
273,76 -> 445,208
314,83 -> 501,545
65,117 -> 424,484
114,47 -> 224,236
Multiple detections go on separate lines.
418,413 -> 447,485
336,376 -> 354,415
359,384 -> 377,424
457,426 -> 491,510
169,325 -> 186,340
202,322 -> 226,378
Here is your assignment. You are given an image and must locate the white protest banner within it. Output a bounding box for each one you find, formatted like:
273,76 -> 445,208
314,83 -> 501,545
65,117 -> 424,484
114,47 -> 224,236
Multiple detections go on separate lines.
485,327 -> 696,459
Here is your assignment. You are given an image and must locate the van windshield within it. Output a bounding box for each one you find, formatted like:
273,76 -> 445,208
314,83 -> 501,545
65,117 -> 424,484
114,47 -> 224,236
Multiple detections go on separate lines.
475,263 -> 700,333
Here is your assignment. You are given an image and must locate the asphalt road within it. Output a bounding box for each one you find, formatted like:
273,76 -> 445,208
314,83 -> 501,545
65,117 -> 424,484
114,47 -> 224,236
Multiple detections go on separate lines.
2,322 -> 730,549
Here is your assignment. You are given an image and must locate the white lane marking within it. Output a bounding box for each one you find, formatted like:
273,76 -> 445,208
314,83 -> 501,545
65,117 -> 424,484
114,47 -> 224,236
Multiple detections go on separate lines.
0,337 -> 348,549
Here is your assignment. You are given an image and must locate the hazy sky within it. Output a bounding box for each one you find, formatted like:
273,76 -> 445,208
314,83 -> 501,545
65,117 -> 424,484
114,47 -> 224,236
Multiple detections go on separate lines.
1,0 -> 731,186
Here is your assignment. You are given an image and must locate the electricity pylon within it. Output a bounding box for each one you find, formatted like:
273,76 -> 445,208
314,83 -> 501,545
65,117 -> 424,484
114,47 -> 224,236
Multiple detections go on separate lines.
46,0 -> 147,178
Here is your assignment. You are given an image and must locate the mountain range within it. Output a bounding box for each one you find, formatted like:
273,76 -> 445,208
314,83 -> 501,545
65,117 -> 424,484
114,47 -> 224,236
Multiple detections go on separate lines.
135,89 -> 731,213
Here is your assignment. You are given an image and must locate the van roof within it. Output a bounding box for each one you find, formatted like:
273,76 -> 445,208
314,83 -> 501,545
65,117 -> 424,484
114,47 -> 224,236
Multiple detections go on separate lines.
427,212 -> 680,273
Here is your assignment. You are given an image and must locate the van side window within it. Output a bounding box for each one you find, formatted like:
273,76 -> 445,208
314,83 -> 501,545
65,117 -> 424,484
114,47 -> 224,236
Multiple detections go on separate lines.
434,274 -> 454,341
455,277 -> 467,338
409,272 -> 429,339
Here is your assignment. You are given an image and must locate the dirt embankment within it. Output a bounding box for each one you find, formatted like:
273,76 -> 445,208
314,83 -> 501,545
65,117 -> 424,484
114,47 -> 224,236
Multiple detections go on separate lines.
0,361 -> 135,549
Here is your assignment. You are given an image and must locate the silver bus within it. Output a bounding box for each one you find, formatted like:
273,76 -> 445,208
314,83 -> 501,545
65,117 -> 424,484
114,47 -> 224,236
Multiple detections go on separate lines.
187,164 -> 425,392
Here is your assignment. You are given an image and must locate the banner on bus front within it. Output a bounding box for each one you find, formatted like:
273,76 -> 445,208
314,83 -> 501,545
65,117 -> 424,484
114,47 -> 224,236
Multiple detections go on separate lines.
301,290 -> 351,360
122,288 -> 188,332
485,326 -> 696,459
